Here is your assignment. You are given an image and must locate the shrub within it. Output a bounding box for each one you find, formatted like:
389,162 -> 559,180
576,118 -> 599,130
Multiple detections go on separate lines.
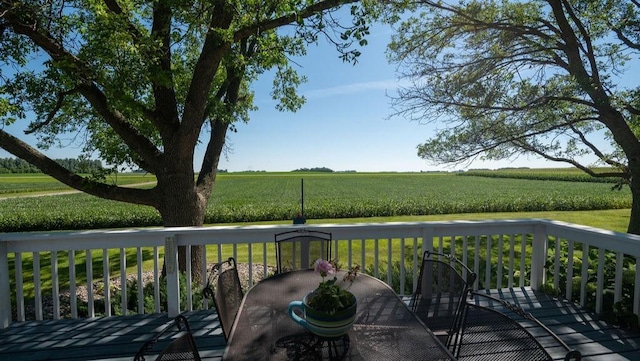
74,272 -> 204,316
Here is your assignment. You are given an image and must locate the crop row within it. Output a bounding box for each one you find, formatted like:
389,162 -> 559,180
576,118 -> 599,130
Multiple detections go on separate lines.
0,172 -> 631,232
462,168 -> 620,183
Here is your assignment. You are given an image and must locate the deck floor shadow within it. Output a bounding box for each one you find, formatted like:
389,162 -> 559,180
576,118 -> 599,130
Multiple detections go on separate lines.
1,288 -> 639,360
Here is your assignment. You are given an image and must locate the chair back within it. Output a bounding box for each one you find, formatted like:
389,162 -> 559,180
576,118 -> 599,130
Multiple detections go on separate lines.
411,251 -> 476,351
458,292 -> 582,361
134,315 -> 201,361
203,257 -> 244,341
274,229 -> 332,273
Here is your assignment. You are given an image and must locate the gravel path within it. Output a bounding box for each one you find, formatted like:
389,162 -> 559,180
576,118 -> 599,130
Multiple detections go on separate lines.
20,263 -> 275,320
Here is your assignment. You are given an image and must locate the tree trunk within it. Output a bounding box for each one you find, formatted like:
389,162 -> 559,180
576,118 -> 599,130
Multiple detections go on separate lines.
627,176 -> 640,235
156,172 -> 208,284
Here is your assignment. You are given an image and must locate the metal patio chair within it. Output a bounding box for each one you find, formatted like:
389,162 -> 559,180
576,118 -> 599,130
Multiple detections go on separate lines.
134,315 -> 201,361
202,257 -> 244,341
456,291 -> 582,361
274,229 -> 332,274
410,250 -> 477,354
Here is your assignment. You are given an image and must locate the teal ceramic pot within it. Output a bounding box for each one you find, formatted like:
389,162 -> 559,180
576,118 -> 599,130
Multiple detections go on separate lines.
287,291 -> 357,339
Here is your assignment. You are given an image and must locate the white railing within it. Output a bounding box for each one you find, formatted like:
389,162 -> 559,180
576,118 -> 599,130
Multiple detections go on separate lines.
1,219 -> 639,329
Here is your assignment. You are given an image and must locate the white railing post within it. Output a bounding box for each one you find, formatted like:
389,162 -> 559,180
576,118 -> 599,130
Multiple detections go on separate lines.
421,226 -> 434,254
0,241 -> 11,328
165,236 -> 180,317
530,223 -> 548,290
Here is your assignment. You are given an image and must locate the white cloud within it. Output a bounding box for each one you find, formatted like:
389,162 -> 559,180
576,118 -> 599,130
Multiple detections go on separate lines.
304,79 -> 408,99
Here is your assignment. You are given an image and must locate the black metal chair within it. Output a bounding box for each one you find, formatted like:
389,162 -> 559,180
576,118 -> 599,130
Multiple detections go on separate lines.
456,291 -> 582,361
410,251 -> 476,354
274,229 -> 332,274
134,315 -> 201,361
202,257 -> 244,341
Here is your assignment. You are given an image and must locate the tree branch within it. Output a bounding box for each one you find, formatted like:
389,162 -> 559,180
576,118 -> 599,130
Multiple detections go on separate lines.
567,122 -> 620,165
558,0 -> 602,88
3,3 -> 164,173
548,0 -> 602,101
102,0 -> 179,134
78,83 -> 165,171
25,87 -> 80,134
102,0 -> 144,40
233,0 -> 358,41
624,103 -> 640,116
197,61 -> 244,194
180,0 -> 234,146
149,0 -> 179,133
516,140 -> 627,179
609,1 -> 640,51
0,129 -> 159,206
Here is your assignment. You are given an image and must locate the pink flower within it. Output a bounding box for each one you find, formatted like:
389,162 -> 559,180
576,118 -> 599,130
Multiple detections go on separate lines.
314,259 -> 334,277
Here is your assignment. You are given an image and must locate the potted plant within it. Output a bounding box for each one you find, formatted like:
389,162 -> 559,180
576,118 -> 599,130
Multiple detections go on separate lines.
288,259 -> 359,339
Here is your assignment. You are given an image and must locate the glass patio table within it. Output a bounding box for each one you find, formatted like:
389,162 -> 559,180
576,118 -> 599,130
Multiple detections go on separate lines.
222,269 -> 456,361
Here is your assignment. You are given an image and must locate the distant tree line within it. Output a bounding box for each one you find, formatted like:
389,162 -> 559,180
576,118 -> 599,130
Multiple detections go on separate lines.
0,158 -> 103,174
292,167 -> 334,172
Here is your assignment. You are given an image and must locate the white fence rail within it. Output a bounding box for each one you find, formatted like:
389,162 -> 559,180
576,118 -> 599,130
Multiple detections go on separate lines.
1,219 -> 639,329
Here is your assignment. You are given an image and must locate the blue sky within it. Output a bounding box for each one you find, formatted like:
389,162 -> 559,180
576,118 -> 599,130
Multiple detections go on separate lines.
214,23 -> 561,172
0,22 -> 572,173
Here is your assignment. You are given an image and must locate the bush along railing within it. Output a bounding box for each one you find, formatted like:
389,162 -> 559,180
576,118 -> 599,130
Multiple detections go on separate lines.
1,220 -> 639,331
541,223 -> 640,329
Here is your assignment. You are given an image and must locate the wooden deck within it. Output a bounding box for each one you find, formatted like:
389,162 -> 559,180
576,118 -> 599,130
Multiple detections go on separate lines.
472,288 -> 640,361
0,311 -> 226,361
1,288 -> 639,361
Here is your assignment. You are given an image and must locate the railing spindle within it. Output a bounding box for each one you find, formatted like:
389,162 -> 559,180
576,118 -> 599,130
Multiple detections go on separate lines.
33,252 -> 42,320
137,247 -> 144,313
153,246 -> 160,313
86,249 -> 94,317
497,235 -> 504,289
69,250 -> 77,318
554,234 -> 561,291
120,248 -> 127,316
614,252 -> 624,305
0,243 -> 11,327
185,245 -> 193,311
15,253 -> 24,322
51,251 -> 59,320
103,249 -> 110,317
566,240 -> 575,301
508,234 -> 515,288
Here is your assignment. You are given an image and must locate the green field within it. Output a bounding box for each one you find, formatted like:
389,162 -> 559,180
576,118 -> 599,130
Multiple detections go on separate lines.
462,167 -> 621,183
0,170 -> 632,232
0,173 -> 157,195
1,170 -> 635,321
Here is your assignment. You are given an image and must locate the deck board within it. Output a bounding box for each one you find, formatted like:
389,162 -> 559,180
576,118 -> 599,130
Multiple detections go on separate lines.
0,312 -> 226,361
1,288 -> 639,360
469,288 -> 640,360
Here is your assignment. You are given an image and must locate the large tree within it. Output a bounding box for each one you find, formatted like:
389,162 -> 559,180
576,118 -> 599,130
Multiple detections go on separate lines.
0,0 -> 374,278
387,0 -> 640,234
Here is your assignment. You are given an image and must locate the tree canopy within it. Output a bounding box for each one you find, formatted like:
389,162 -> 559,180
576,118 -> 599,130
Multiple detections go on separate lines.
0,0 -> 375,212
0,0 -> 379,277
386,0 -> 640,234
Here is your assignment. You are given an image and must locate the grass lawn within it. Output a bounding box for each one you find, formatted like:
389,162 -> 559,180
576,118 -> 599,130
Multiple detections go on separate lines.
238,208 -> 632,233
